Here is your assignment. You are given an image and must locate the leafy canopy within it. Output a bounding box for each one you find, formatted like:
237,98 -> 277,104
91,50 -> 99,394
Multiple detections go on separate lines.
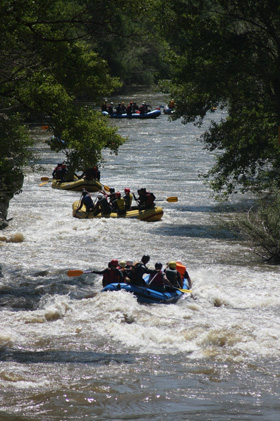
0,0 -> 123,194
158,0 -> 280,198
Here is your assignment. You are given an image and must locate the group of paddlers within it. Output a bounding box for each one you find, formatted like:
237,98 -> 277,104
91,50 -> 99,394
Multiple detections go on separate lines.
101,100 -> 152,115
76,187 -> 156,216
92,255 -> 192,293
52,163 -> 100,183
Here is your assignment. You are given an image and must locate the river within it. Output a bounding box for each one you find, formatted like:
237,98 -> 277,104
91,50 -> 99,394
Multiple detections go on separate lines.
0,92 -> 280,420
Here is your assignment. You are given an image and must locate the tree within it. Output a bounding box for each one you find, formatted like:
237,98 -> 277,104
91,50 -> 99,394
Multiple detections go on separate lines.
158,0 -> 280,198
231,186 -> 280,263
0,0 -> 124,226
84,0 -> 168,86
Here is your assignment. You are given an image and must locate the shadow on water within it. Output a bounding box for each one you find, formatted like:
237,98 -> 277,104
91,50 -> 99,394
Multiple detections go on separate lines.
0,271 -> 98,311
0,349 -> 134,365
153,224 -> 239,240
176,199 -> 256,214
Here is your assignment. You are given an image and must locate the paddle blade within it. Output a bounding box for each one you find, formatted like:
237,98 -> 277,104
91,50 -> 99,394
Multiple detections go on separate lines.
39,181 -> 49,186
166,196 -> 178,202
67,270 -> 84,277
179,288 -> 192,294
41,177 -> 50,181
103,185 -> 110,192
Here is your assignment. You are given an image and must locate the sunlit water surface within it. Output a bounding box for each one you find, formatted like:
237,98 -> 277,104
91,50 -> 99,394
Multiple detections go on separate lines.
1,93 -> 279,420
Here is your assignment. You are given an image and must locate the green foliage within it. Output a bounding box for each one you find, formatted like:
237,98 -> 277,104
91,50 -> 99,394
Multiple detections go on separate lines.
233,187 -> 280,263
48,107 -> 125,177
0,0 -> 125,204
158,0 -> 280,197
0,114 -> 32,195
85,0 -> 168,86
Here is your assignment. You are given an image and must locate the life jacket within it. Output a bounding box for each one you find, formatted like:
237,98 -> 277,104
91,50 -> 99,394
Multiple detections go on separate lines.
148,270 -> 164,287
124,193 -> 133,209
99,197 -> 111,214
83,194 -> 94,210
115,197 -> 125,211
145,192 -> 155,208
165,268 -> 181,288
53,165 -> 63,179
176,262 -> 187,280
102,268 -> 122,287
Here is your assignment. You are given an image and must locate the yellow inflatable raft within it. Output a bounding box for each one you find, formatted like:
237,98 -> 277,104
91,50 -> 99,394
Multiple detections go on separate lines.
72,200 -> 163,222
52,178 -> 103,192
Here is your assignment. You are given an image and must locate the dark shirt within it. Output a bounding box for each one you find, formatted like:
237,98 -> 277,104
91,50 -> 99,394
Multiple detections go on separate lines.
128,262 -> 153,286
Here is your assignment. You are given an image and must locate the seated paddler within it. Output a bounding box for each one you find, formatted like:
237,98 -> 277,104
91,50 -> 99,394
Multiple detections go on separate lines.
76,189 -> 95,213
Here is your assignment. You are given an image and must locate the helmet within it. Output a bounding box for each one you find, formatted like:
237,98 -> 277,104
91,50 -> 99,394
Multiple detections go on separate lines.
110,259 -> 118,267
62,164 -> 66,168
155,262 -> 162,269
97,193 -> 103,199
82,189 -> 88,196
93,166 -> 97,170
109,188 -> 115,193
115,191 -> 121,198
119,261 -> 126,268
142,255 -> 150,263
168,261 -> 176,269
124,188 -> 130,193
126,260 -> 133,266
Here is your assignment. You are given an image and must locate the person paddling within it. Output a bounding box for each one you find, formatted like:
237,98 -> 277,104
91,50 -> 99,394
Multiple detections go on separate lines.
147,262 -> 173,293
76,189 -> 95,213
164,261 -> 183,289
92,259 -> 123,287
126,255 -> 153,287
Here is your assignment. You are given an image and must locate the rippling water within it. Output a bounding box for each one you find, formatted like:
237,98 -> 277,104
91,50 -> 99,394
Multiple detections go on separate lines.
1,93 -> 280,420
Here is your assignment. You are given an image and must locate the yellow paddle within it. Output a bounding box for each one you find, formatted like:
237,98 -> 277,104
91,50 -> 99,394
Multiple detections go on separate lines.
39,177 -> 59,186
156,196 -> 178,202
178,288 -> 192,293
168,285 -> 192,294
166,196 -> 178,202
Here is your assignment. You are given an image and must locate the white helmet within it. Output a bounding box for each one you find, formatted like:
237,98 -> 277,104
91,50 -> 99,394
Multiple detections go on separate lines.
97,193 -> 103,199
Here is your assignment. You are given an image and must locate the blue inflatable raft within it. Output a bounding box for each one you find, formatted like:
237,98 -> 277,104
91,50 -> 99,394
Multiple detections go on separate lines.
102,278 -> 190,304
102,109 -> 161,119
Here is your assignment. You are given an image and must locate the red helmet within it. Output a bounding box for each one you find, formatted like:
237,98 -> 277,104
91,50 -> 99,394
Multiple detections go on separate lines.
110,259 -> 118,267
124,188 -> 130,193
93,166 -> 97,170
115,191 -> 121,198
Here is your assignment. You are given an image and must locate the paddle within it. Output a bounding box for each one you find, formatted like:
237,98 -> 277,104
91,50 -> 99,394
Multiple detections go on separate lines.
157,196 -> 178,203
39,177 -> 60,186
67,269 -> 94,277
170,286 -> 192,294
178,288 -> 192,293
